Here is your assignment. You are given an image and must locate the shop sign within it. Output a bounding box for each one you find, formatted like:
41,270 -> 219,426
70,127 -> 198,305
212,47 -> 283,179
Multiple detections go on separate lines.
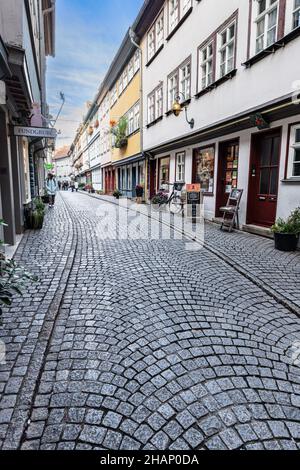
14,126 -> 57,138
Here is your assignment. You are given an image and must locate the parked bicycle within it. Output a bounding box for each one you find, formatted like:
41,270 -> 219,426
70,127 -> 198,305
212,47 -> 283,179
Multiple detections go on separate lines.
151,182 -> 185,214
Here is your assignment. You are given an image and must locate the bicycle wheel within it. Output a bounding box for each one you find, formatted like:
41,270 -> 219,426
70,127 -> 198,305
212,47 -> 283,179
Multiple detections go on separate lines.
169,195 -> 184,214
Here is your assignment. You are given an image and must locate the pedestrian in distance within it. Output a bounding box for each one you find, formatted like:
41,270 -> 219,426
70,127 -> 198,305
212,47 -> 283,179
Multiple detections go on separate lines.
58,180 -> 62,191
75,181 -> 79,192
46,173 -> 58,208
71,181 -> 75,193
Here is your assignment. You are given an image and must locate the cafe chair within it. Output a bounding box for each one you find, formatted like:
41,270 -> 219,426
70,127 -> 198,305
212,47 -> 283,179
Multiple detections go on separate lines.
220,189 -> 243,233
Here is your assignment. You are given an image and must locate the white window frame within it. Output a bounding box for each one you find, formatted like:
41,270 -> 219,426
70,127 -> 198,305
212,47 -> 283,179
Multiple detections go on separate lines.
168,71 -> 178,111
134,50 -> 140,73
127,109 -> 134,136
287,124 -> 300,178
147,25 -> 156,61
176,152 -> 185,182
255,0 -> 279,54
148,93 -> 155,124
293,0 -> 300,29
199,42 -> 214,91
134,102 -> 140,131
218,21 -> 236,78
179,59 -> 191,100
156,85 -> 163,118
128,58 -> 134,82
181,0 -> 192,16
110,84 -> 118,107
156,12 -> 164,49
169,0 -> 179,33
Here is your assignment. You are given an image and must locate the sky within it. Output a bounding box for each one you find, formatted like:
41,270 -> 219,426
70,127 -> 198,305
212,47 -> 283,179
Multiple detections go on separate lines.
46,0 -> 144,148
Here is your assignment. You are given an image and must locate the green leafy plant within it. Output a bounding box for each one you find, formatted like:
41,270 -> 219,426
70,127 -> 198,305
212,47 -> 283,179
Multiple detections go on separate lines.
0,220 -> 38,323
151,191 -> 169,205
111,117 -> 128,149
271,207 -> 300,234
33,197 -> 45,214
113,189 -> 122,199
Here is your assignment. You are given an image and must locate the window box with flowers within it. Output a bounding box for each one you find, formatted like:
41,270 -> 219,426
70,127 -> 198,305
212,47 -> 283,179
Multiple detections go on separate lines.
111,117 -> 128,149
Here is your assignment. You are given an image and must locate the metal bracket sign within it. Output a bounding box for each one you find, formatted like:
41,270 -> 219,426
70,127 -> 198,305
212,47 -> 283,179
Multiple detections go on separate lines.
13,126 -> 57,139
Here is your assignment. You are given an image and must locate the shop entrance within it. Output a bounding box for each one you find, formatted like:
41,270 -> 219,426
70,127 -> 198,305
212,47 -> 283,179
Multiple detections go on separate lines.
216,140 -> 239,217
247,129 -> 281,227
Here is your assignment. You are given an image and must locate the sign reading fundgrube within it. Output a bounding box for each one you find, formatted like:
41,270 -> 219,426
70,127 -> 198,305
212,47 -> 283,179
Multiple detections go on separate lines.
13,126 -> 57,139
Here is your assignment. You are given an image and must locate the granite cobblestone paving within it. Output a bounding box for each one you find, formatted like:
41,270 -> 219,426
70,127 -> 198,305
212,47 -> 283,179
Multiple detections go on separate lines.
0,191 -> 300,450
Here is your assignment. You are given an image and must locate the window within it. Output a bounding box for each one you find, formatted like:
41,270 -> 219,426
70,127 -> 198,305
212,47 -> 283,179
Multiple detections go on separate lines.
182,0 -> 192,16
156,12 -> 164,49
255,0 -> 279,53
179,59 -> 191,99
168,71 -> 178,110
134,50 -> 140,73
122,69 -> 128,90
193,146 -> 215,194
293,0 -> 300,29
288,125 -> 300,177
127,109 -> 134,136
219,22 -> 236,77
148,93 -> 155,124
110,84 -> 118,107
199,42 -> 214,90
148,25 -> 156,61
169,0 -> 179,33
128,58 -> 134,82
156,86 -> 163,118
148,85 -> 164,124
134,102 -> 140,131
147,11 -> 164,63
176,152 -> 185,182
159,157 -> 170,188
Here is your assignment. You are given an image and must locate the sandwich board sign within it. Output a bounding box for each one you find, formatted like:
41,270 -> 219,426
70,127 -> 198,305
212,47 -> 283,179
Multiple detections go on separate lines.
14,126 -> 57,139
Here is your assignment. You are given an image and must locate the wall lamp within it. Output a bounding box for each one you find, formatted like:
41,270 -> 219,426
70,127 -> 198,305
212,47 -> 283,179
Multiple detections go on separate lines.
172,93 -> 195,129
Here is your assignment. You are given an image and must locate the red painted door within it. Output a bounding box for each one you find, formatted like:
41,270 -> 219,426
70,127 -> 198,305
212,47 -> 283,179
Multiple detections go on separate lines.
216,141 -> 239,217
247,130 -> 281,227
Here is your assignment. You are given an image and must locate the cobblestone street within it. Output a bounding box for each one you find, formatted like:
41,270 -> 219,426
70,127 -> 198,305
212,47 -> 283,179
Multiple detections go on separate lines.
1,191 -> 300,451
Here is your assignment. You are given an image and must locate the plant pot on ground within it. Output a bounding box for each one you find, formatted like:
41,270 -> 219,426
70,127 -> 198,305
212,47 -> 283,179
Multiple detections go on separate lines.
113,190 -> 122,200
136,185 -> 144,198
271,207 -> 300,252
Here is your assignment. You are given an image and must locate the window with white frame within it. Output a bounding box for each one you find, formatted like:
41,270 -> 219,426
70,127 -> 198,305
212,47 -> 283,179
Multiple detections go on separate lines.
134,102 -> 140,131
293,0 -> 300,28
199,42 -> 214,90
176,152 -> 185,182
134,50 -> 140,73
128,58 -> 134,82
123,69 -> 128,90
156,85 -> 163,118
119,76 -> 124,96
179,59 -> 191,100
288,125 -> 300,177
148,93 -> 155,124
127,108 -> 134,136
148,25 -> 156,61
219,22 -> 236,77
255,0 -> 279,54
148,85 -> 163,124
181,0 -> 192,16
156,12 -> 164,49
169,0 -> 179,33
110,84 -> 118,107
168,71 -> 178,110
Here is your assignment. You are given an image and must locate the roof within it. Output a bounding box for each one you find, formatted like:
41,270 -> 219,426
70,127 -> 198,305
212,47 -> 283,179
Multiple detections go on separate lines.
53,145 -> 70,160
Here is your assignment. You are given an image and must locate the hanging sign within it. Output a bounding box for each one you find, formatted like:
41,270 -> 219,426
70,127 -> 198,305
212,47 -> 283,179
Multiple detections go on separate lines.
14,126 -> 57,138
44,163 -> 55,171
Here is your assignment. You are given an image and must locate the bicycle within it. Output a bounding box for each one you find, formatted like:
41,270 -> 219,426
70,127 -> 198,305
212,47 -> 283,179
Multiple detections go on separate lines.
151,182 -> 185,215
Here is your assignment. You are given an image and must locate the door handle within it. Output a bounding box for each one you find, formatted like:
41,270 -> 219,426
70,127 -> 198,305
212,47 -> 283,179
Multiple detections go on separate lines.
258,196 -> 266,201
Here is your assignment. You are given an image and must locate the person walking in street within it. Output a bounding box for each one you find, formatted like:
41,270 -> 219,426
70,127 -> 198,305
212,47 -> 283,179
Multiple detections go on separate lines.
70,181 -> 75,193
46,173 -> 58,208
58,180 -> 62,191
75,181 -> 79,192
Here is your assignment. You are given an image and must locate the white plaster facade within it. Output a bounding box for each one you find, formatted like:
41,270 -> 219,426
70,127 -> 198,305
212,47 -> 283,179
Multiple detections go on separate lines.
141,0 -> 300,232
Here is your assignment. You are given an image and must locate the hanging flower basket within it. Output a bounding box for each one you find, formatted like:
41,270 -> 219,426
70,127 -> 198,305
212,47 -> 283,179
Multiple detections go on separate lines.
94,119 -> 99,129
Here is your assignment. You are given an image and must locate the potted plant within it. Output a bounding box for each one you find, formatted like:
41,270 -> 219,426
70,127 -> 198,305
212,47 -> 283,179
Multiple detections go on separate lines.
113,189 -> 122,200
0,220 -> 37,325
271,208 -> 300,252
136,184 -> 144,198
111,117 -> 128,149
151,191 -> 169,206
32,198 -> 45,230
